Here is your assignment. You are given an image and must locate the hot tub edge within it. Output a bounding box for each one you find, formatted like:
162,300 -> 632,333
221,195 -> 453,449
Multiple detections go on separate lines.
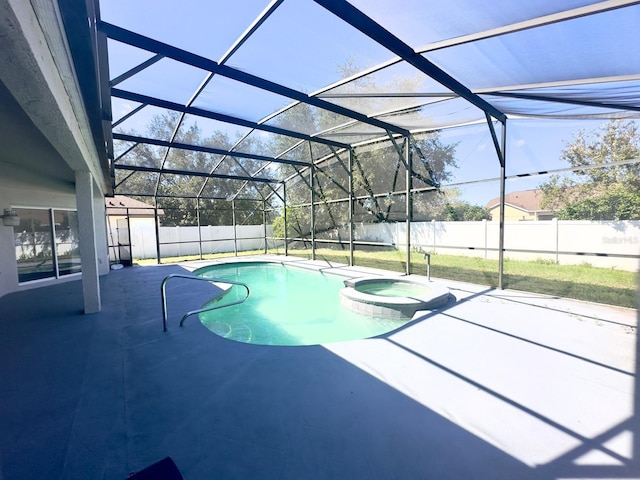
340,276 -> 451,318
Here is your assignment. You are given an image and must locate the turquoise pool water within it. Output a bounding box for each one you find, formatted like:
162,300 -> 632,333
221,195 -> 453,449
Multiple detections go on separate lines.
355,280 -> 432,298
195,262 -> 409,346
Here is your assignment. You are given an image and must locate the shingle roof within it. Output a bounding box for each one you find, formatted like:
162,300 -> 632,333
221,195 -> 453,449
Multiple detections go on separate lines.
485,189 -> 549,213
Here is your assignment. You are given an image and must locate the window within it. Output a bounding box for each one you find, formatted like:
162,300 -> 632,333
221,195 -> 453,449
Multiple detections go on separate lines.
14,208 -> 81,283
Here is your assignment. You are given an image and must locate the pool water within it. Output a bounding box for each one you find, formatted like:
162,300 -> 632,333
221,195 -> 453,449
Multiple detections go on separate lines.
355,281 -> 431,298
195,262 -> 409,346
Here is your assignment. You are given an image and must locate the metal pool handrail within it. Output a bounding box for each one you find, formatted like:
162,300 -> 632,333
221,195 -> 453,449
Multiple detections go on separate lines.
423,252 -> 431,281
161,273 -> 250,331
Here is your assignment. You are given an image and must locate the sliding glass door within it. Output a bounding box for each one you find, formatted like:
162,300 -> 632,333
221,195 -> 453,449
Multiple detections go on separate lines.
54,210 -> 81,276
14,208 -> 81,283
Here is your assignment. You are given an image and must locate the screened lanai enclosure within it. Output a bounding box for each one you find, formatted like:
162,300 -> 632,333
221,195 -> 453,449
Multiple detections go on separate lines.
99,0 -> 640,300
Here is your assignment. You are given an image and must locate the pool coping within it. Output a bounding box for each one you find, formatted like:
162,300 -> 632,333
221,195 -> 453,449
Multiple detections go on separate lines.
190,257 -> 451,320
340,275 -> 451,318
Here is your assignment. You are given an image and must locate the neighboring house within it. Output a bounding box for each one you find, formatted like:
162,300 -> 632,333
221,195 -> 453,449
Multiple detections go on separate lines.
485,189 -> 556,221
105,196 -> 163,263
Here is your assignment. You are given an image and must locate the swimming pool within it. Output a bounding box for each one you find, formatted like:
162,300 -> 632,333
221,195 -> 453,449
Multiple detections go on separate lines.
194,261 -> 412,346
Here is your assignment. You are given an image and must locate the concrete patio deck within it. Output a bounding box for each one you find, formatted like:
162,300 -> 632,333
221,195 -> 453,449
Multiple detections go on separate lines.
0,255 -> 638,479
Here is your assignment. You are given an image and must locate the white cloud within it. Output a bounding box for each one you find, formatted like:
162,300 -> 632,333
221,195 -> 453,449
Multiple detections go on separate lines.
119,103 -> 133,116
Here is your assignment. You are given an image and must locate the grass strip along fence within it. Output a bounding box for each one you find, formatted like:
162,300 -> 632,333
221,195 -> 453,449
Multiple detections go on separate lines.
135,248 -> 637,309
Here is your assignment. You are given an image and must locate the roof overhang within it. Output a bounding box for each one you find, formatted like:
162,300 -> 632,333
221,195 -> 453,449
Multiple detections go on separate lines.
0,0 -> 111,195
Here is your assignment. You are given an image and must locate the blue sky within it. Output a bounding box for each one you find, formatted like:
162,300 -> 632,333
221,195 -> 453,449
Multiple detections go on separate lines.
101,0 -> 625,206
436,117 -> 605,205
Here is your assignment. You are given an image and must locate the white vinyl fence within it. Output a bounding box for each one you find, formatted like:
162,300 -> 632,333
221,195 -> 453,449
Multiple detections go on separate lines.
122,224 -> 273,260
391,219 -> 639,271
159,225 -> 272,257
127,220 -> 639,271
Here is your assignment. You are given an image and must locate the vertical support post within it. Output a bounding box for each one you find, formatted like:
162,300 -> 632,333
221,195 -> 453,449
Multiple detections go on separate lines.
485,112 -> 507,290
49,208 -> 59,277
483,218 -> 488,259
263,200 -> 268,254
232,199 -> 238,256
75,171 -> 101,313
554,217 -> 559,264
154,197 -> 161,264
432,219 -> 436,253
348,148 -> 354,266
283,182 -> 288,256
405,136 -> 412,275
196,197 -> 203,260
498,121 -> 507,289
310,160 -> 316,260
125,207 -> 132,264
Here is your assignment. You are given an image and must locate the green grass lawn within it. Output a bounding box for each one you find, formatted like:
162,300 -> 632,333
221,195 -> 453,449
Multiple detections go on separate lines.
135,247 -> 638,309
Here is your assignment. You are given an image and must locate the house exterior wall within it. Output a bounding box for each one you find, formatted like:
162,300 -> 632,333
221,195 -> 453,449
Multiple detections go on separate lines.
0,165 -> 109,298
0,0 -> 110,302
489,204 -> 538,221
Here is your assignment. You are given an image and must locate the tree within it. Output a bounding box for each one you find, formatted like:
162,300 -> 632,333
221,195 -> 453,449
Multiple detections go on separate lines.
113,60 -> 461,232
266,63 -> 459,238
114,111 -> 269,226
440,201 -> 492,221
555,184 -> 640,220
540,120 -> 640,220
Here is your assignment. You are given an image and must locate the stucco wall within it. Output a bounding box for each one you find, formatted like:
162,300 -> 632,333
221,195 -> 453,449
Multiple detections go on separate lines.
489,204 -> 537,222
0,166 -> 109,297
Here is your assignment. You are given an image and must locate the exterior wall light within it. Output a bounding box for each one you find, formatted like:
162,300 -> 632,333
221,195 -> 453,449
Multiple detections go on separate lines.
1,208 -> 20,227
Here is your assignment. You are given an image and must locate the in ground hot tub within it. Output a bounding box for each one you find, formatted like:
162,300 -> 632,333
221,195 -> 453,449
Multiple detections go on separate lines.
340,276 -> 450,318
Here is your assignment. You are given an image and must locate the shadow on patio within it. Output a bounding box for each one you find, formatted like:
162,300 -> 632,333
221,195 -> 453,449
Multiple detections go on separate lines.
0,259 -> 637,479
